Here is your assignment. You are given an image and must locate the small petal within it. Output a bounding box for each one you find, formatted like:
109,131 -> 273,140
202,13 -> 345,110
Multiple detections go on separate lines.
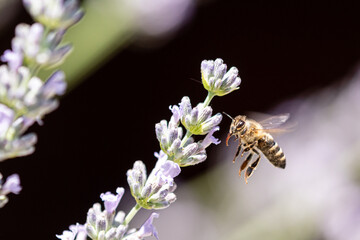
137,213 -> 159,240
200,126 -> 221,150
42,70 -> 67,98
2,174 -> 22,195
100,187 -> 124,214
159,161 -> 181,179
1,50 -> 23,71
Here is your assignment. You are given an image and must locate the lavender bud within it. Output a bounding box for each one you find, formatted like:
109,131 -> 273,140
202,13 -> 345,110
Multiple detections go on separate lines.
96,219 -> 106,232
97,230 -> 105,240
115,225 -> 127,239
201,113 -> 223,133
105,228 -> 116,240
85,224 -> 97,239
201,58 -> 241,96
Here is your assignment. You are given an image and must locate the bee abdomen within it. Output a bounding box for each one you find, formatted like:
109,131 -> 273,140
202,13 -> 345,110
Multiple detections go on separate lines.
257,135 -> 286,169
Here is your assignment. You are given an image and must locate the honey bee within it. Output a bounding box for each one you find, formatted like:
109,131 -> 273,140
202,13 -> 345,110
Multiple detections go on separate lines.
225,113 -> 290,183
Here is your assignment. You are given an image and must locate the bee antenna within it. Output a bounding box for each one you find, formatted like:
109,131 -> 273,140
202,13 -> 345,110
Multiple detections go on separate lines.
222,112 -> 234,120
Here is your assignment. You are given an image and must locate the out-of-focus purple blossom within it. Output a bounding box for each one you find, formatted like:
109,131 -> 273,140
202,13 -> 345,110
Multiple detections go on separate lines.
201,58 -> 241,97
1,173 -> 22,195
42,70 -> 67,97
0,65 -> 66,124
0,103 -> 37,161
0,132 -> 37,161
12,23 -> 43,60
124,0 -> 194,37
0,173 -> 22,208
4,23 -> 72,68
100,187 -> 125,214
123,213 -> 159,240
0,65 -> 64,161
23,0 -> 84,30
1,49 -> 23,71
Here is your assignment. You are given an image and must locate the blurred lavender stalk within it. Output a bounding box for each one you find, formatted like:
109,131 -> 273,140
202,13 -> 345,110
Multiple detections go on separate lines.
0,0 -> 83,207
45,0 -> 196,91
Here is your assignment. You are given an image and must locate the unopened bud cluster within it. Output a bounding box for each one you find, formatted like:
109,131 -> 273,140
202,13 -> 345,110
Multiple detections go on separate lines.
201,58 -> 241,97
127,155 -> 180,210
85,188 -> 128,240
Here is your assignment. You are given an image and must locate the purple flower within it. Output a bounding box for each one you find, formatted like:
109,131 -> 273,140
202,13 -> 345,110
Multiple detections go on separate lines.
156,160 -> 181,186
178,96 -> 222,135
56,223 -> 86,240
1,50 -> 23,71
12,23 -> 43,59
2,174 -> 22,195
124,213 -> 159,240
138,213 -> 159,240
41,70 -> 67,98
128,159 -> 179,209
100,187 -> 125,214
169,105 -> 181,126
199,126 -> 221,150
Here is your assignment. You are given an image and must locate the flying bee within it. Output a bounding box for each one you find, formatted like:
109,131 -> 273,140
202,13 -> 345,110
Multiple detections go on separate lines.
225,113 -> 290,183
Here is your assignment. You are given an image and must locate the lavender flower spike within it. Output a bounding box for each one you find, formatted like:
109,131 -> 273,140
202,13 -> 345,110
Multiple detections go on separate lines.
201,58 -> 241,97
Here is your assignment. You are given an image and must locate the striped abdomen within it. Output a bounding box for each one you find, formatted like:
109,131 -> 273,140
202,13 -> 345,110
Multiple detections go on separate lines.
257,134 -> 286,168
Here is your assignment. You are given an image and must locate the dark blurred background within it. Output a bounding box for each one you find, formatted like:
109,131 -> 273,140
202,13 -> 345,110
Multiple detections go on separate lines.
1,0 -> 360,239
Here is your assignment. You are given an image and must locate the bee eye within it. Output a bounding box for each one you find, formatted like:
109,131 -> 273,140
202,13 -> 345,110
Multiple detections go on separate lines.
237,120 -> 245,129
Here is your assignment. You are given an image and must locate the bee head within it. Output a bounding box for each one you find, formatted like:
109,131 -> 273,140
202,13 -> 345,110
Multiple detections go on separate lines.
231,115 -> 246,134
224,113 -> 247,146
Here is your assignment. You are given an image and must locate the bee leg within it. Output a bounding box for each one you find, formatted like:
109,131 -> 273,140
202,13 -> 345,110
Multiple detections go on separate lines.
239,153 -> 253,176
232,144 -> 242,163
244,154 -> 261,184
240,144 -> 249,157
241,142 -> 256,157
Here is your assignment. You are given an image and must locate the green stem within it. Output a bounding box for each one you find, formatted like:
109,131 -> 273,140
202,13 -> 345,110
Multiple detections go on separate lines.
180,130 -> 193,148
122,203 -> 141,226
203,91 -> 215,108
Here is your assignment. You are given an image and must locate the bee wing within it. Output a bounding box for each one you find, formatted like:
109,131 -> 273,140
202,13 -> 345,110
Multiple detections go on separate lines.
258,113 -> 290,129
251,113 -> 294,135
